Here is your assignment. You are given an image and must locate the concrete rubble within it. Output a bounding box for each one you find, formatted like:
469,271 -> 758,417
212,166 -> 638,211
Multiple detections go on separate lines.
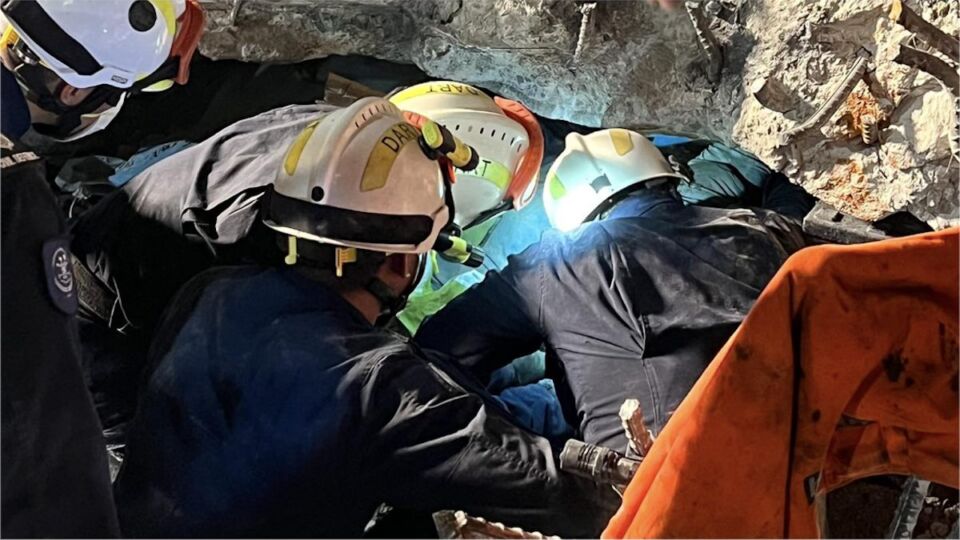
195,0 -> 958,227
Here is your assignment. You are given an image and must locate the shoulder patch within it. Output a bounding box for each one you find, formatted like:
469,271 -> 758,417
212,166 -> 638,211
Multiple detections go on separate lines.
1,149 -> 40,169
41,237 -> 78,315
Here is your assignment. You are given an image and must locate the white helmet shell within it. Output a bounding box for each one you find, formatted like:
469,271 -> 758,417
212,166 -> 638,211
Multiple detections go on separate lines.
2,0 -> 184,89
543,129 -> 686,232
390,81 -> 530,228
264,97 -> 449,255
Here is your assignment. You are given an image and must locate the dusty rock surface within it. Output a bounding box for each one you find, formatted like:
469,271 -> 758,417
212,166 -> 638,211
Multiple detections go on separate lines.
197,0 -> 958,227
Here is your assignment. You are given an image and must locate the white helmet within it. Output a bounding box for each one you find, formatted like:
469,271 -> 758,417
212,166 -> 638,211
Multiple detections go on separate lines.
543,129 -> 686,231
1,0 -> 203,140
1,0 -> 203,90
389,81 -> 544,229
263,97 -> 451,259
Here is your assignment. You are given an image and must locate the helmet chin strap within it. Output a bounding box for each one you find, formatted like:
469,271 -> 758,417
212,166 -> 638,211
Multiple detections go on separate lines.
366,253 -> 427,327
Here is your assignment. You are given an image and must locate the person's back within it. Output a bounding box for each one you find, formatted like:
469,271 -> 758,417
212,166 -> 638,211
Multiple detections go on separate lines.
419,192 -> 802,451
416,129 -> 810,453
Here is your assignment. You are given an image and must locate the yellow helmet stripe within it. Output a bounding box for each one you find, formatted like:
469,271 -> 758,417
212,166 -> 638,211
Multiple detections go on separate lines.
283,120 -> 320,176
149,0 -> 178,38
361,122 -> 420,192
548,172 -> 567,199
389,81 -> 484,105
466,158 -> 511,191
610,129 -> 635,156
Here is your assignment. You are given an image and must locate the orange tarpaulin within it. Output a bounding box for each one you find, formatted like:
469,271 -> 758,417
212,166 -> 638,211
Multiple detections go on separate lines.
603,228 -> 959,539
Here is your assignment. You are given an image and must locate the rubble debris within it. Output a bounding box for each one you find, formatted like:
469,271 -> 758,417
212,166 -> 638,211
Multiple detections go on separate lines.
199,0 -> 959,227
912,483 -> 960,539
618,399 -> 655,456
685,1 -> 724,83
559,439 -> 640,488
889,0 -> 960,64
433,510 -> 558,539
893,43 -> 960,96
778,48 -> 872,148
803,200 -> 894,243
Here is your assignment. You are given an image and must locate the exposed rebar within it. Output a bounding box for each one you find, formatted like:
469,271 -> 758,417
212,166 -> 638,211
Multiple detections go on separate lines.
889,0 -> 960,65
893,43 -> 960,96
571,2 -> 597,70
685,1 -> 724,83
229,0 -> 244,26
778,48 -> 872,147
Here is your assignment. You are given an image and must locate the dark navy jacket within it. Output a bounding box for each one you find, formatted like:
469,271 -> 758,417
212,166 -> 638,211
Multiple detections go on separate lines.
114,266 -> 612,538
416,190 -> 806,454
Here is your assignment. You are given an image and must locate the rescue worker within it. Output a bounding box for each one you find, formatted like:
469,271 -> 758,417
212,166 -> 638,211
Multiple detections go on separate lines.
113,98 -> 615,538
69,80 -> 545,449
0,1 -> 203,536
416,128 -> 814,454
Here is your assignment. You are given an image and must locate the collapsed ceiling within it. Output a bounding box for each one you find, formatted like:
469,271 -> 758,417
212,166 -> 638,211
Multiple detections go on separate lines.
197,0 -> 958,228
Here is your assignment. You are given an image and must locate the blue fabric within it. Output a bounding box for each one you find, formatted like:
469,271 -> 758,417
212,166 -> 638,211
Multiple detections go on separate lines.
650,134 -> 691,147
1,66 -> 30,139
109,141 -> 195,187
675,141 -> 774,204
496,380 -> 572,444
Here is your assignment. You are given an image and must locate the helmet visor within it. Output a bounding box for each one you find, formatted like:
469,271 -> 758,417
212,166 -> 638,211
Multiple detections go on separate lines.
265,188 -> 437,247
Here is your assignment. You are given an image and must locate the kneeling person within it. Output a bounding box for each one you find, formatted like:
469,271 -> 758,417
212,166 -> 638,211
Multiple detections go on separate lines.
114,98 -> 611,537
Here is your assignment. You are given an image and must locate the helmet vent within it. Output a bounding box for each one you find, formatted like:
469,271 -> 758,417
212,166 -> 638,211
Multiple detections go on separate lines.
455,124 -> 460,131
129,0 -> 158,32
490,129 -> 496,138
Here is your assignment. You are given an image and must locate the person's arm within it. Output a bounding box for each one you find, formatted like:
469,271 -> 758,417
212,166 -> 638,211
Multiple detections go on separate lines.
360,349 -> 615,537
415,244 -> 545,384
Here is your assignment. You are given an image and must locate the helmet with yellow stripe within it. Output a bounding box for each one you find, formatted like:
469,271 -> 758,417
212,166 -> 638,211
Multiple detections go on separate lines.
543,129 -> 686,232
263,97 -> 453,265
389,81 -> 544,229
1,0 -> 204,139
